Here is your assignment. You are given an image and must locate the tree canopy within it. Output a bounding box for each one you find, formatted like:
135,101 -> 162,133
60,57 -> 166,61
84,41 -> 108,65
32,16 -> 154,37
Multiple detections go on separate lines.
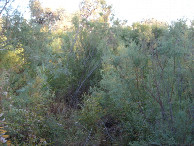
0,0 -> 193,145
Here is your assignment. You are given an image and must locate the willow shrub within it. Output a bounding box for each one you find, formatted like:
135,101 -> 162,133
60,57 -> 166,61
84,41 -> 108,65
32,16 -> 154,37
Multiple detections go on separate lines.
79,20 -> 193,145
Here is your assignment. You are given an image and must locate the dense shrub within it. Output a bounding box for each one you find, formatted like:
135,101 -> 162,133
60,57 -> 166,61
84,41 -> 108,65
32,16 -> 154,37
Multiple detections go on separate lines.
0,0 -> 193,145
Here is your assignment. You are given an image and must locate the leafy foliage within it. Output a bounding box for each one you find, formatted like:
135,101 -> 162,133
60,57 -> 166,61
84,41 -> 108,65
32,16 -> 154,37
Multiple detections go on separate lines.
0,0 -> 193,145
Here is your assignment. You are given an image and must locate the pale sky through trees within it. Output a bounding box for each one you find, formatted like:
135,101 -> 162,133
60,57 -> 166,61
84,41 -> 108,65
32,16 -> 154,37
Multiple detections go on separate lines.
12,0 -> 194,25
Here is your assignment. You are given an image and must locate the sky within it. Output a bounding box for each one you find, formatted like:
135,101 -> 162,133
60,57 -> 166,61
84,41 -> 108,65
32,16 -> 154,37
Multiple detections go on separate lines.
11,0 -> 194,25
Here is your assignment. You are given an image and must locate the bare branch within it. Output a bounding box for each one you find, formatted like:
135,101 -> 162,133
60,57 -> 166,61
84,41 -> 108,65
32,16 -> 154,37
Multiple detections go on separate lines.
74,61 -> 101,98
84,128 -> 92,146
0,0 -> 10,15
101,120 -> 115,142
